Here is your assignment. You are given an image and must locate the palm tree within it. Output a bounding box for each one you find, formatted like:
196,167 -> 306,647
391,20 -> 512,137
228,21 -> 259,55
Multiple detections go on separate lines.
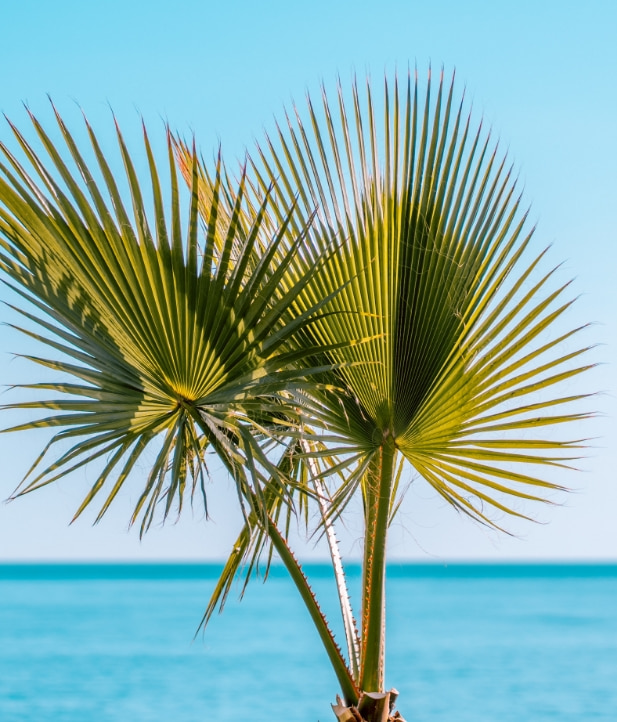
0,70 -> 591,722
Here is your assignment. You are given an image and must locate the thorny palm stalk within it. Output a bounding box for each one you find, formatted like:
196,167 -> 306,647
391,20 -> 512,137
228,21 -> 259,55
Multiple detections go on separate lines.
302,439 -> 362,681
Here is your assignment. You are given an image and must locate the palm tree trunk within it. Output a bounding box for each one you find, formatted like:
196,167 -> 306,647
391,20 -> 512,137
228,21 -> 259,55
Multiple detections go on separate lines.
359,435 -> 397,695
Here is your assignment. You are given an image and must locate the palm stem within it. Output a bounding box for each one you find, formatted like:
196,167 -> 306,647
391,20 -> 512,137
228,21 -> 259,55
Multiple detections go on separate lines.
264,509 -> 360,705
301,439 -> 362,681
360,435 -> 397,693
189,411 -> 359,704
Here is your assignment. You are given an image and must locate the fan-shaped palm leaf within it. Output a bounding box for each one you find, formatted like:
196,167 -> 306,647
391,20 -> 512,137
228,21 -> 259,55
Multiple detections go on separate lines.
0,108 -> 334,534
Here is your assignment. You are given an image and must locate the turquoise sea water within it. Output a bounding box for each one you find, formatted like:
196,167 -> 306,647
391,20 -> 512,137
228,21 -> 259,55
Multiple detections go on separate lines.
1,563 -> 616,721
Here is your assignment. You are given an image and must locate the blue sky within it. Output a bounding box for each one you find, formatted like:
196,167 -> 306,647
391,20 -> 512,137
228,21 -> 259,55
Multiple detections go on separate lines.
0,0 -> 615,561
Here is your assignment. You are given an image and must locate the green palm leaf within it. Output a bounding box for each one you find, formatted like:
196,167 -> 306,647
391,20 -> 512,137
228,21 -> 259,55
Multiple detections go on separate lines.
247,69 -> 592,525
0,108 -> 328,533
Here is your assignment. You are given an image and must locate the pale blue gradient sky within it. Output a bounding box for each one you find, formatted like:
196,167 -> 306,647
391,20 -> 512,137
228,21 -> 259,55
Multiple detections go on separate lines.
1,0 -> 615,561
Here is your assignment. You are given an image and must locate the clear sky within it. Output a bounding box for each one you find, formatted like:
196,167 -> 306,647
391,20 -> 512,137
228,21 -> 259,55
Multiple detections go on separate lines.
0,0 -> 615,561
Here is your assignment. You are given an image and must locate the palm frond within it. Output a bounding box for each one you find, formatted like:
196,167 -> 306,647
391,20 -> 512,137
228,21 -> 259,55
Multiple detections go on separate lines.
0,108 -> 326,532
245,69 -> 592,526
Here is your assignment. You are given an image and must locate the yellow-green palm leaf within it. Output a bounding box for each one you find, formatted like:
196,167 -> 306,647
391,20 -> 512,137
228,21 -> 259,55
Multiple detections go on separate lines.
0,109 -> 326,533
246,69 -> 592,527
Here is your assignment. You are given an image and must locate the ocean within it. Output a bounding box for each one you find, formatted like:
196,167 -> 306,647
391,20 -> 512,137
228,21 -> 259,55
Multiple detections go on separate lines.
0,563 -> 616,721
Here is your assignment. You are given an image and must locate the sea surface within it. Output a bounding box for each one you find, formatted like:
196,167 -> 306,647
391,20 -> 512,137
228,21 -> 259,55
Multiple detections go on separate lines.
1,563 -> 616,721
